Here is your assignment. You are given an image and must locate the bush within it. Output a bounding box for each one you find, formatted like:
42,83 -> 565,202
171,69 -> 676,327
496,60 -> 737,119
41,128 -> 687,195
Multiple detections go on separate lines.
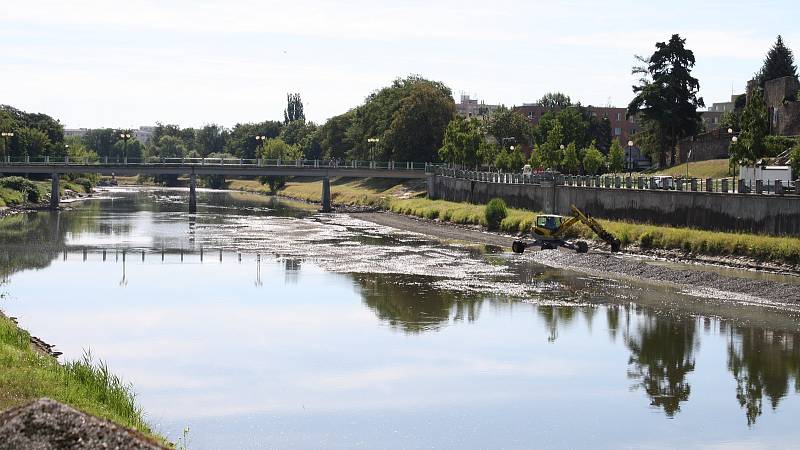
0,176 -> 41,203
485,198 -> 507,231
73,177 -> 94,192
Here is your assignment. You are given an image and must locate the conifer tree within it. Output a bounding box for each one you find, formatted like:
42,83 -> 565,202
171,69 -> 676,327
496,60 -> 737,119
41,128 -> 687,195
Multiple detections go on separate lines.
756,35 -> 798,87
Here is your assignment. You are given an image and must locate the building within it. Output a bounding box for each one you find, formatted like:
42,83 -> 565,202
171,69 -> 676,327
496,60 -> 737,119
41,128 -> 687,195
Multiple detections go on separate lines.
455,94 -> 499,119
64,128 -> 90,138
514,104 -> 638,145
700,111 -> 724,130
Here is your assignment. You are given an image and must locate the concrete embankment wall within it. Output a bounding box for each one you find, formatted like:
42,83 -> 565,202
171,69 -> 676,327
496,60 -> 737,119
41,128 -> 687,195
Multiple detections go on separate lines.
429,175 -> 800,236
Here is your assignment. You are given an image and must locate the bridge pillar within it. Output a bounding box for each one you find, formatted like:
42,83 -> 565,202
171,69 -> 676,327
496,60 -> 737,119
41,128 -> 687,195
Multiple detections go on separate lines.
320,177 -> 332,212
50,173 -> 60,210
189,173 -> 197,213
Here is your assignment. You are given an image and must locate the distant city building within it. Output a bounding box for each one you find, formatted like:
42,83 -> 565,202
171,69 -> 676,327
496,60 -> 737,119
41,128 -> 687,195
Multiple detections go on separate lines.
133,126 -> 155,145
63,126 -> 155,145
456,94 -> 499,119
64,128 -> 90,138
700,94 -> 742,130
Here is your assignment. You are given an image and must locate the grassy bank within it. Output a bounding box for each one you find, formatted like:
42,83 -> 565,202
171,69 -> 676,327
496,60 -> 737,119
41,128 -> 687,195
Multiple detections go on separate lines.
243,177 -> 800,266
0,313 -> 161,440
0,177 -> 92,208
654,159 -> 732,179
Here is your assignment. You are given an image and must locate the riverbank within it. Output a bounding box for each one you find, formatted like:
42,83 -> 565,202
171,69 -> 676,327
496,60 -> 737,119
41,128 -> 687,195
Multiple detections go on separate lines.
0,311 -> 163,443
227,177 -> 800,270
0,177 -> 95,219
355,211 -> 800,307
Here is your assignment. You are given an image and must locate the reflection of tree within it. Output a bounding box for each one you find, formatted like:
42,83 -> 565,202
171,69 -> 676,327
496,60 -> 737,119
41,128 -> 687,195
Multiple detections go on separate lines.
626,315 -> 697,417
538,306 -> 578,342
0,212 -> 66,278
728,327 -> 800,426
354,273 -> 483,334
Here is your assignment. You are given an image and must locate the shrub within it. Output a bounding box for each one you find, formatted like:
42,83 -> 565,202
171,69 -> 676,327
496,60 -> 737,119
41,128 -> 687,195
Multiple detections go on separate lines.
73,177 -> 94,192
485,198 -> 507,231
0,176 -> 41,203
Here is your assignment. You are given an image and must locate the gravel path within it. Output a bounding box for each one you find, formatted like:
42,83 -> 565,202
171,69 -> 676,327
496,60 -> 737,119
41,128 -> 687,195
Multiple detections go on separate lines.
356,212 -> 800,307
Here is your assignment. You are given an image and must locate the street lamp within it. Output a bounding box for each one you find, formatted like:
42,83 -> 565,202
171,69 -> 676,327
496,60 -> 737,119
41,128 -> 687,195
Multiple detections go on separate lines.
119,132 -> 131,162
1,131 -> 13,162
627,140 -> 634,175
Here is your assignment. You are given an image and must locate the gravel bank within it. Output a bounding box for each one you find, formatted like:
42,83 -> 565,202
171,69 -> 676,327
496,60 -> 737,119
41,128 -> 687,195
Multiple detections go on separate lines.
0,398 -> 167,450
356,211 -> 800,307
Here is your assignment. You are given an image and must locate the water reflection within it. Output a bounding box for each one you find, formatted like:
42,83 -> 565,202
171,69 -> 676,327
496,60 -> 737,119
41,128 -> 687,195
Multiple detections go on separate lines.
354,273 -> 484,334
626,310 -> 697,417
728,326 -> 800,425
3,189 -> 800,447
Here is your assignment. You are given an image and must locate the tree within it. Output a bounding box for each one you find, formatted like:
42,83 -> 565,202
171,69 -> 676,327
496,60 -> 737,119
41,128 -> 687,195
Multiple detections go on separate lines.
224,121 -> 282,159
15,128 -> 51,159
583,144 -> 606,175
383,81 -> 455,161
509,146 -> 525,172
194,124 -> 227,157
439,117 -> 487,167
529,145 -> 542,169
561,142 -> 579,174
730,88 -> 769,179
319,112 -> 353,159
343,76 -> 454,161
81,129 -> 118,158
537,92 -> 572,109
257,138 -> 302,191
628,34 -> 704,167
152,135 -> 187,158
486,107 -> 532,148
494,147 -> 511,172
540,121 -> 564,170
609,140 -> 625,173
284,93 -> 305,123
111,138 -> 145,160
756,35 -> 797,87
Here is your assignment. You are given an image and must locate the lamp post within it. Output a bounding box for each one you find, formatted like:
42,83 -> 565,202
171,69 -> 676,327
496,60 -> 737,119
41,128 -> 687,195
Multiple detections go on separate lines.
119,132 -> 131,163
255,135 -> 268,162
627,140 -> 634,175
1,131 -> 13,162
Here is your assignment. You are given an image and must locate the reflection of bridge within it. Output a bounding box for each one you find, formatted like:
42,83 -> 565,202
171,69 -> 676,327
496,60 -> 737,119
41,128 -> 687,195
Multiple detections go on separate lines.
0,158 -> 432,212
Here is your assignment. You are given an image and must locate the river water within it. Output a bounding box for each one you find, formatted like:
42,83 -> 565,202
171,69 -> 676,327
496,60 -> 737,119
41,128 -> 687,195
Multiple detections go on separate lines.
2,187 -> 800,449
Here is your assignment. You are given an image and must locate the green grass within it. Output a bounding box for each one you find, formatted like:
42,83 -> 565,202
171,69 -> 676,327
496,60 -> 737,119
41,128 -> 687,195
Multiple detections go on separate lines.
0,312 -> 164,442
655,159 -> 733,179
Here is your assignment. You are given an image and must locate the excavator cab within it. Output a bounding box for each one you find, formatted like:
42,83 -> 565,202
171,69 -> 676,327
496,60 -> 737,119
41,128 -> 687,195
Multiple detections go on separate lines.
536,215 -> 564,232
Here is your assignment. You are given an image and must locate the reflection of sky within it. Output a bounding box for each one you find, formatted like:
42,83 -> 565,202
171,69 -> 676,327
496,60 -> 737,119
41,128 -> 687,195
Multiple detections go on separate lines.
4,255 -> 800,449
3,190 -> 800,449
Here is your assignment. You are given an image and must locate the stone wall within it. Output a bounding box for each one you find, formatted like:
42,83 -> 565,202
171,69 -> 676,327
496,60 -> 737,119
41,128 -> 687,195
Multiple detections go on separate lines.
677,128 -> 733,163
429,174 -> 800,236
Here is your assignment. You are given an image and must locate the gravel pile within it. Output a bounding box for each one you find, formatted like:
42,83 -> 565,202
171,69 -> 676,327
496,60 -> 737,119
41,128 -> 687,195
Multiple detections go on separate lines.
0,398 -> 167,450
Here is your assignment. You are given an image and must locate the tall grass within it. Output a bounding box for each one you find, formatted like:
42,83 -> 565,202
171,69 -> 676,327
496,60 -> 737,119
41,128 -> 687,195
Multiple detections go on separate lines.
0,314 -> 160,440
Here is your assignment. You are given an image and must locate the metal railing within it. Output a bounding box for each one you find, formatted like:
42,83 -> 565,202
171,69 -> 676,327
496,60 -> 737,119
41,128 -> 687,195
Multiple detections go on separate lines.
435,167 -> 800,196
0,156 -> 433,171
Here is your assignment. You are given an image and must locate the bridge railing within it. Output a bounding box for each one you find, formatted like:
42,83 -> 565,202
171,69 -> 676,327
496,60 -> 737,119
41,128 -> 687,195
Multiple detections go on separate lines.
0,156 -> 434,171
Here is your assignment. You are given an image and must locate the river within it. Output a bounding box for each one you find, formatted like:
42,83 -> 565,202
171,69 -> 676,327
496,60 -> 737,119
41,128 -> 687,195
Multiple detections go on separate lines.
1,187 -> 800,449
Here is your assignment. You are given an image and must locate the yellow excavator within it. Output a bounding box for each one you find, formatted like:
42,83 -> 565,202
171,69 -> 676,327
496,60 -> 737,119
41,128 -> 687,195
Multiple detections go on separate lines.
511,205 -> 621,254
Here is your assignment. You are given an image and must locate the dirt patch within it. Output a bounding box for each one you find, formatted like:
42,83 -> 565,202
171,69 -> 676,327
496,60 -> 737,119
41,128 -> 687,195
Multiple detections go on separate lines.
0,398 -> 168,450
355,211 -> 800,306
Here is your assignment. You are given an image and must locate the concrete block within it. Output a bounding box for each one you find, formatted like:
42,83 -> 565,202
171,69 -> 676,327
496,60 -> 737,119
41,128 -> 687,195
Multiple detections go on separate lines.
691,178 -> 698,191
614,177 -> 621,188
706,178 -> 714,192
721,179 -> 729,192
756,180 -> 764,194
775,180 -> 784,195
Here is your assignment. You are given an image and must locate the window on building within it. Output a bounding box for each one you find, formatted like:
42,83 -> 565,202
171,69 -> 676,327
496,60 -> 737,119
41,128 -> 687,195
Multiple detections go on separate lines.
630,128 -> 636,135
629,116 -> 635,123
528,112 -> 533,118
713,117 -> 719,124
616,112 -> 622,121
614,127 -> 622,136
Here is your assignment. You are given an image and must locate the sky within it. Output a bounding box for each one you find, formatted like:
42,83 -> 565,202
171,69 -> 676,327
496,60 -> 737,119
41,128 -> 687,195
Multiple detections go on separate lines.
1,0 -> 799,129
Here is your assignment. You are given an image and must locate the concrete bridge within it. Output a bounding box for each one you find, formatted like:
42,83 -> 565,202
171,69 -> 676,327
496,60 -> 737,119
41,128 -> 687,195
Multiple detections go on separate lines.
0,157 -> 431,212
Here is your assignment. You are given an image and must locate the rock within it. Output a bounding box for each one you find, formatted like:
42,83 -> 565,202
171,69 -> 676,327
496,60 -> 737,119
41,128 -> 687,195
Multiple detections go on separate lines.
0,398 -> 168,450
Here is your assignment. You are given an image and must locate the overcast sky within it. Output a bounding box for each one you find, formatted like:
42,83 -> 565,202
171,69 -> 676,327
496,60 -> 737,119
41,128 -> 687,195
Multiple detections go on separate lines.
1,0 -> 798,129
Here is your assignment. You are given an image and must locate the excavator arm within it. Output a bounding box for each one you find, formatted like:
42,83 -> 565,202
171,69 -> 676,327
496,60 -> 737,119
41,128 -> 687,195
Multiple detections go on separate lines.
569,205 -> 621,252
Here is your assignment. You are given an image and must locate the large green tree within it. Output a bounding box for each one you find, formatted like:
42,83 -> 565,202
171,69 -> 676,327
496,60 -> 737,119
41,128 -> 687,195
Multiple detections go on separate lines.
537,92 -> 572,109
540,121 -> 564,170
486,106 -> 532,149
582,144 -> 605,175
756,35 -> 797,87
284,93 -> 305,123
561,142 -> 579,174
383,81 -> 455,161
194,124 -> 227,157
257,138 -> 303,191
319,112 -> 353,159
439,116 -> 488,167
730,88 -> 769,180
628,34 -> 704,167
224,121 -> 282,159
